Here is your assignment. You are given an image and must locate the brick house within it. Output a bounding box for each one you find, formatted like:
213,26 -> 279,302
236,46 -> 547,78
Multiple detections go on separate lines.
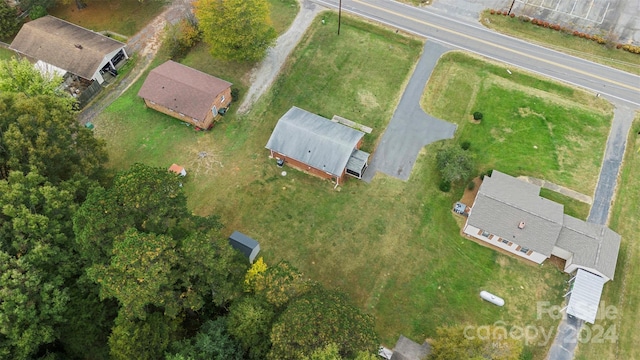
265,107 -> 370,185
137,60 -> 232,129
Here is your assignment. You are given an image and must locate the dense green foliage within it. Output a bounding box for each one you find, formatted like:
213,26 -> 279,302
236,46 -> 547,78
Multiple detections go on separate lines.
435,144 -> 476,184
0,1 -> 20,39
196,0 -> 277,62
429,325 -> 523,360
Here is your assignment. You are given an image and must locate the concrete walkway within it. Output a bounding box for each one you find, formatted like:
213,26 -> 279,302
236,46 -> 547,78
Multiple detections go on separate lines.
363,41 -> 456,182
517,176 -> 592,204
587,103 -> 636,225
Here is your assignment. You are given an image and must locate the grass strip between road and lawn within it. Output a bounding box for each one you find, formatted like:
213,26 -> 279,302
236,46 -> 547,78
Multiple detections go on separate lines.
92,12 -> 620,359
480,11 -> 640,76
574,113 -> 640,360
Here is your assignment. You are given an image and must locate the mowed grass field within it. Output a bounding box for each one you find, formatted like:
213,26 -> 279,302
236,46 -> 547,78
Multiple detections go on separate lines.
91,12 -> 619,359
421,51 -> 613,195
575,113 -> 640,360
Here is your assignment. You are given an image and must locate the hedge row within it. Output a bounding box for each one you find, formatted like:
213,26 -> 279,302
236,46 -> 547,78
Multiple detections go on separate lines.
488,10 -> 640,54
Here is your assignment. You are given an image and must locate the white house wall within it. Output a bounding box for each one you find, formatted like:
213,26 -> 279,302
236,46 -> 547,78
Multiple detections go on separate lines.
34,60 -> 66,80
463,224 -> 547,264
564,263 -> 609,282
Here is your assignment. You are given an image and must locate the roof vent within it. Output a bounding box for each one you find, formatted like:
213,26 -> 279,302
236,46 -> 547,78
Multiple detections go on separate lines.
74,44 -> 83,49
518,221 -> 526,229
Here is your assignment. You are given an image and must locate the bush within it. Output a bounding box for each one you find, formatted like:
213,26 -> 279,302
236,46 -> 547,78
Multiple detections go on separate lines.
460,141 -> 471,150
473,111 -> 483,121
30,5 -> 47,20
485,169 -> 493,177
164,18 -> 201,60
231,88 -> 240,102
467,181 -> 475,190
510,13 -> 515,18
439,180 -> 451,192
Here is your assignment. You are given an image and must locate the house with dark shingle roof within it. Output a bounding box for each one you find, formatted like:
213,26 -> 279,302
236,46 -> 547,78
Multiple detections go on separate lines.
10,16 -> 127,84
463,170 -> 620,282
137,60 -> 232,129
265,107 -> 370,185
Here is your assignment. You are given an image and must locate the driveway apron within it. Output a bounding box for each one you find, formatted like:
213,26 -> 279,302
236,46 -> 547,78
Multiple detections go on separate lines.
363,41 -> 456,182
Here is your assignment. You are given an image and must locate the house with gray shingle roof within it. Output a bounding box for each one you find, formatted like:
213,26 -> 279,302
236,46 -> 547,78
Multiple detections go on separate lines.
265,107 -> 370,185
10,16 -> 127,84
137,60 -> 232,129
463,170 -> 620,282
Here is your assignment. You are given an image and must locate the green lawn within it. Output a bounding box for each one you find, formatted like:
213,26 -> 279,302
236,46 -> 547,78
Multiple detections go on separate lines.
421,51 -> 613,195
0,47 -> 15,60
575,113 -> 640,360
93,13 -> 596,359
269,0 -> 300,34
539,188 -> 590,221
481,12 -> 640,76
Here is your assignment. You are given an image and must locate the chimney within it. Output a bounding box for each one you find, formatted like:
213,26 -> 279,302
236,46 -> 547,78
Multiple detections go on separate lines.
518,221 -> 526,229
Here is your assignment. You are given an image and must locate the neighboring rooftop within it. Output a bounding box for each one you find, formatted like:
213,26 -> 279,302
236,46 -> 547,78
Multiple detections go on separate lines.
10,15 -> 124,80
137,60 -> 232,122
265,107 -> 365,177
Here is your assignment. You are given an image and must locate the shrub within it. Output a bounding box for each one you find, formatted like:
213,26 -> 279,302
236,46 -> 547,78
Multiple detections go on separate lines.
231,88 -> 240,102
531,18 -> 538,25
473,111 -> 483,121
510,13 -> 515,18
164,18 -> 202,60
485,169 -> 493,177
461,141 -> 471,150
490,9 -> 495,15
30,5 -> 47,20
439,180 -> 451,192
467,181 -> 475,190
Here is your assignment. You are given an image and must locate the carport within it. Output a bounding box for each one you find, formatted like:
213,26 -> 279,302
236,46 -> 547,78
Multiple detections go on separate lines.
563,269 -> 605,324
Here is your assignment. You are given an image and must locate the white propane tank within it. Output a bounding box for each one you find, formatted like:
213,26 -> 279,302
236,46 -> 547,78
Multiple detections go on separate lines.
480,291 -> 505,306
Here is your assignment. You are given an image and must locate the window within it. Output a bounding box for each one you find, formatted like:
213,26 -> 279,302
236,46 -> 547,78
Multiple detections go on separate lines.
481,230 -> 490,237
519,247 -> 530,254
211,106 -> 218,116
501,238 -> 509,245
220,95 -> 225,103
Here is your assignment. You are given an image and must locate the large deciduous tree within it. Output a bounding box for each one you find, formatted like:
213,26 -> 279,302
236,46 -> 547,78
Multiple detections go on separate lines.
0,2 -> 20,39
195,0 -> 277,62
166,318 -> 242,360
0,92 -> 107,182
268,286 -> 378,360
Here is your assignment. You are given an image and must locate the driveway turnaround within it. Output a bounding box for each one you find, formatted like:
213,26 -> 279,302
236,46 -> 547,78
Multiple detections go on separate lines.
363,41 -> 456,182
588,103 -> 636,225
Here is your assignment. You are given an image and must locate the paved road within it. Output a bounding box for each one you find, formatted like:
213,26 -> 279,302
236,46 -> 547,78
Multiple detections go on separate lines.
546,315 -> 584,360
363,41 -> 456,182
588,103 -> 636,225
312,0 -> 640,107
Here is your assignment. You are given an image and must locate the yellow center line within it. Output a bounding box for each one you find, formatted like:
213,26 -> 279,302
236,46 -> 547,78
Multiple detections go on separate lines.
352,0 -> 640,93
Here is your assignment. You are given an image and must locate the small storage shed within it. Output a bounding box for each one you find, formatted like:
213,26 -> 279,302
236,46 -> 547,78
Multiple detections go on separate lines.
168,164 -> 187,177
228,231 -> 260,263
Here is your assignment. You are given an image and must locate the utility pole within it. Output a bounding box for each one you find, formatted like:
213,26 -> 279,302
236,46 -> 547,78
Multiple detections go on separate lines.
338,0 -> 342,35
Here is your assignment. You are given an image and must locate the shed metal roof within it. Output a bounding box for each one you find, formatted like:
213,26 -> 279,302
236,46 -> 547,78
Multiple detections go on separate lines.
566,269 -> 605,324
228,231 -> 259,259
10,16 -> 124,80
265,107 -> 365,177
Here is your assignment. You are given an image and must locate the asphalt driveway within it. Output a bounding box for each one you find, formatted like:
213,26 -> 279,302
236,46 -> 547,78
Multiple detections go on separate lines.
363,41 -> 456,182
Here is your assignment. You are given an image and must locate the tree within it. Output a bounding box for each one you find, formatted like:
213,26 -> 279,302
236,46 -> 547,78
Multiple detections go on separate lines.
304,344 -> 379,360
246,260 -> 310,308
428,325 -> 522,360
166,318 -> 242,360
0,58 -> 70,101
108,311 -> 175,360
195,0 -> 277,62
227,295 -> 275,359
268,286 -> 378,360
0,251 -> 69,360
435,144 -> 476,184
0,1 -> 20,39
0,92 -> 107,182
